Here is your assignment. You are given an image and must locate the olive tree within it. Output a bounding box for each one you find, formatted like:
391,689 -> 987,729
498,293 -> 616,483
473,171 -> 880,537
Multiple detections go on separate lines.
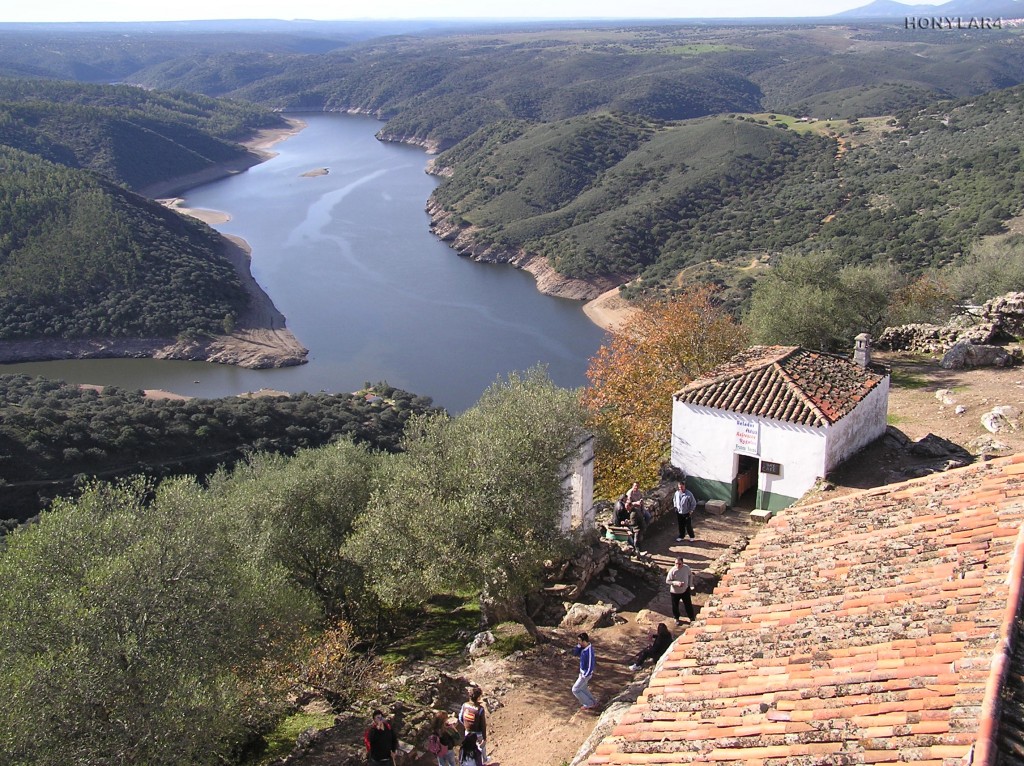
346,368 -> 588,632
947,233 -> 1024,303
0,477 -> 317,766
208,440 -> 382,625
746,252 -> 898,350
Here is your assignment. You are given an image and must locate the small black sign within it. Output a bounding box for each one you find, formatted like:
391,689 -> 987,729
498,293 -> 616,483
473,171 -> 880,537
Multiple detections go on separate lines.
761,461 -> 781,475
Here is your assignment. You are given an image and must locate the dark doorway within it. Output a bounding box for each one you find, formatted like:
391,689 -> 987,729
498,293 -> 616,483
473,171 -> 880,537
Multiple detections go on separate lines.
735,454 -> 759,510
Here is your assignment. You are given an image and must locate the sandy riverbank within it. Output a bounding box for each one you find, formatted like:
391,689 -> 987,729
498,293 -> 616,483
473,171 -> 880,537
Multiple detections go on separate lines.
156,118 -> 307,232
583,285 -> 639,333
246,118 -> 307,156
158,198 -> 230,225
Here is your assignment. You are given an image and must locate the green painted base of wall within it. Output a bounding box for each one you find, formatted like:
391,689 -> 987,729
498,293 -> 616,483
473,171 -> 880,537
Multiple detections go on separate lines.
687,475 -> 799,512
757,489 -> 799,512
685,476 -> 733,504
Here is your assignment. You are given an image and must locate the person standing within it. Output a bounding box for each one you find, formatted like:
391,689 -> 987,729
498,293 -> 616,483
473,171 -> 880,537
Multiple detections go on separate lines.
459,732 -> 484,766
625,482 -> 644,512
666,557 -> 696,625
458,686 -> 488,762
364,709 -> 398,766
571,632 -> 598,712
673,480 -> 696,541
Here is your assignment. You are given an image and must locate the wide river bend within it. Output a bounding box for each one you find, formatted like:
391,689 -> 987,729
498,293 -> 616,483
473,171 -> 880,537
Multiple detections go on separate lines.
3,114 -> 607,412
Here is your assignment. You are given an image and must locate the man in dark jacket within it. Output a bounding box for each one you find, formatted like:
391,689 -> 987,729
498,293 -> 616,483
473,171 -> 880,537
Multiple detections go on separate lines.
364,709 -> 398,766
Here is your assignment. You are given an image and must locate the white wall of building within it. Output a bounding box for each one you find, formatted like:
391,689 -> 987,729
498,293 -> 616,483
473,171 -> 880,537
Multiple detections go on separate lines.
671,400 -> 827,503
560,434 -> 595,532
823,378 -> 890,472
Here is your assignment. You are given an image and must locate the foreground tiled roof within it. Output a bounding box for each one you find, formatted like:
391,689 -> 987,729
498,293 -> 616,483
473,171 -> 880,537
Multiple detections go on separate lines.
590,455 -> 1024,766
673,346 -> 888,427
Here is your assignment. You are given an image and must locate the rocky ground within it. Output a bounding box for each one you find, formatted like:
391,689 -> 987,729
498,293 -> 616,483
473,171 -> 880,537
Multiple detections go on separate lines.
813,349 -> 1024,497
280,508 -> 753,766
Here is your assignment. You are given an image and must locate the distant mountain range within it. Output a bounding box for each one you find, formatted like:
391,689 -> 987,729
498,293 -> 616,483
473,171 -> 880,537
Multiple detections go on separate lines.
835,0 -> 1023,19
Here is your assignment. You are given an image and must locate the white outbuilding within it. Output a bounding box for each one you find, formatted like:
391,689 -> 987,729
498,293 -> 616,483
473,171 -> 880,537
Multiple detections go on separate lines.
670,338 -> 889,512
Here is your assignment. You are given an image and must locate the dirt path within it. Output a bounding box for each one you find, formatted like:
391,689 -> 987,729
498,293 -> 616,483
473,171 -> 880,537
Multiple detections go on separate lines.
463,509 -> 753,766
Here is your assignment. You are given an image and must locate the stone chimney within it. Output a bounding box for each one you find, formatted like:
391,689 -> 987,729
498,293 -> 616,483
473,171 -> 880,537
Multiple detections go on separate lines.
854,332 -> 872,367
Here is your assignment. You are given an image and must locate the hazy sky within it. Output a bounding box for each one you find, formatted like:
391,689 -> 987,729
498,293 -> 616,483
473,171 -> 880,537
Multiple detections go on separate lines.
3,0 -> 941,24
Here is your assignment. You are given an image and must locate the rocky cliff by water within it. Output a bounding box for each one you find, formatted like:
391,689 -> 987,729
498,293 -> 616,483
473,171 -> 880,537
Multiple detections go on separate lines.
425,198 -> 620,302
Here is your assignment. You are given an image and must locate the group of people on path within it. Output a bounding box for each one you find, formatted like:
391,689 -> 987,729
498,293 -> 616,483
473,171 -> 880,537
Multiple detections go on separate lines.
366,685 -> 490,766
615,478 -> 698,629
613,479 -> 697,553
570,478 -> 703,717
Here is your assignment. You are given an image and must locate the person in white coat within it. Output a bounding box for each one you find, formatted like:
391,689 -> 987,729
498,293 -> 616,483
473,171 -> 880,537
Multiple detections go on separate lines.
666,557 -> 696,625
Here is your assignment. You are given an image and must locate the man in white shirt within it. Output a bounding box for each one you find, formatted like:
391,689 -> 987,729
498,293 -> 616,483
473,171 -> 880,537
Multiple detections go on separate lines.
666,556 -> 696,625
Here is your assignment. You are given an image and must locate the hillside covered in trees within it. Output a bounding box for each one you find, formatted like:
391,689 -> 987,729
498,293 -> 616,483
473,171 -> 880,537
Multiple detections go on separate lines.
2,21 -> 1018,310
0,374 -> 438,525
119,24 -> 1024,150
0,77 -> 288,341
0,23 -> 1022,331
430,84 -> 1024,299
0,78 -> 283,190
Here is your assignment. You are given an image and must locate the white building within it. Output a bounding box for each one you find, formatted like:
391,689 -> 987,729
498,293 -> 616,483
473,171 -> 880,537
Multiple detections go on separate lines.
670,339 -> 889,512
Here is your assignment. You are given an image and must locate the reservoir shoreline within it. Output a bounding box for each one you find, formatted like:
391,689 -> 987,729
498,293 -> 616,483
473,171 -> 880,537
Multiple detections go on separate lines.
0,119 -> 310,370
0,112 -> 612,408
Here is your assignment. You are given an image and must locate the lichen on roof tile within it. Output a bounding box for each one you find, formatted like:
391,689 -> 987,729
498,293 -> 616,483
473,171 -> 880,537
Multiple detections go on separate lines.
586,456 -> 1024,766
674,345 -> 888,426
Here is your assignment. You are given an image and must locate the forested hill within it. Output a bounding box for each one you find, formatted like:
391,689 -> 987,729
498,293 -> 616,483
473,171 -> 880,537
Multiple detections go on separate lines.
0,146 -> 248,339
123,24 -> 1024,151
428,85 -> 1024,301
0,375 -> 438,525
0,78 -> 285,190
0,78 -> 288,341
430,114 -> 834,285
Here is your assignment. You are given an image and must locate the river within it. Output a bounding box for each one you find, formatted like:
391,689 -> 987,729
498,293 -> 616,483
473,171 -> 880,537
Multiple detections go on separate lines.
2,114 -> 607,412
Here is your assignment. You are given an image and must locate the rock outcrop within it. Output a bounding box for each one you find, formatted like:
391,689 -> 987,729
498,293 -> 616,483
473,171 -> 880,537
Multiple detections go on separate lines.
981,405 -> 1021,434
558,602 -> 616,631
0,332 -> 307,369
426,199 -> 622,301
878,291 -> 1024,359
940,341 -> 1013,369
377,130 -> 444,154
877,320 -> 999,354
980,291 -> 1024,337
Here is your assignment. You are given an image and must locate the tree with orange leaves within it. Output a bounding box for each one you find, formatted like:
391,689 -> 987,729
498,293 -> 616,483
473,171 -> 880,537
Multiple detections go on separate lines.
582,285 -> 746,500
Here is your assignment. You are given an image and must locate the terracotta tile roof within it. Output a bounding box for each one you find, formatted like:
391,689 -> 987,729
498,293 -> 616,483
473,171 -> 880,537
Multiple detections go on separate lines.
673,345 -> 888,427
588,455 -> 1024,766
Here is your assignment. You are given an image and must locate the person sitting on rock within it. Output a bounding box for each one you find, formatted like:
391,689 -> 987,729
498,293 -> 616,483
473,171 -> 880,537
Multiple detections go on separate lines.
628,623 -> 672,671
613,493 -> 630,525
626,502 -> 647,552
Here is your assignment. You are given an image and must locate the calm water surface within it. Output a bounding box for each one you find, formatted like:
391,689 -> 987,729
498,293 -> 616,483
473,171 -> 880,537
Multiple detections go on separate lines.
4,114 -> 606,411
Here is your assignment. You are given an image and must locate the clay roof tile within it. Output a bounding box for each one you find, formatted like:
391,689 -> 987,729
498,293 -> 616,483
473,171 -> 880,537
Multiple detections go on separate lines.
675,345 -> 888,426
586,456 -> 1024,766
